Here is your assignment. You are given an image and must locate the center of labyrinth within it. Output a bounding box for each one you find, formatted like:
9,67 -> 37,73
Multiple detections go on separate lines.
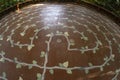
0,3 -> 120,80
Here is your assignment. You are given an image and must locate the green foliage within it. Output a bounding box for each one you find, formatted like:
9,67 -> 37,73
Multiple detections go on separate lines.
83,0 -> 120,16
0,0 -> 25,11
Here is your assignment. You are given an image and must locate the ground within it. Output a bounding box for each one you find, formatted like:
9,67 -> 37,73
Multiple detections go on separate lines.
0,3 -> 120,80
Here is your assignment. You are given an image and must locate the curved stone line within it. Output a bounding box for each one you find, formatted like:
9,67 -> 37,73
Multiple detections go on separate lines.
0,3 -> 120,80
0,77 -> 7,80
0,30 -> 114,80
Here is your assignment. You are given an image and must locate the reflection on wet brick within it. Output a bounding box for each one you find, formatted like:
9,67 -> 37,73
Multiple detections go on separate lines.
0,3 -> 120,80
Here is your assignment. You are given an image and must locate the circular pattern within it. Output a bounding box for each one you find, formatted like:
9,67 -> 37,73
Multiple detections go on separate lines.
0,3 -> 120,80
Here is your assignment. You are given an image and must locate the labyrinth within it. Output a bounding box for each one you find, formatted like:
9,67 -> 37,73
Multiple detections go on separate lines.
0,3 -> 120,80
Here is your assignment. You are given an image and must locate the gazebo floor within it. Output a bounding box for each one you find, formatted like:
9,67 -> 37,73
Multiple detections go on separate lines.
0,3 -> 120,80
